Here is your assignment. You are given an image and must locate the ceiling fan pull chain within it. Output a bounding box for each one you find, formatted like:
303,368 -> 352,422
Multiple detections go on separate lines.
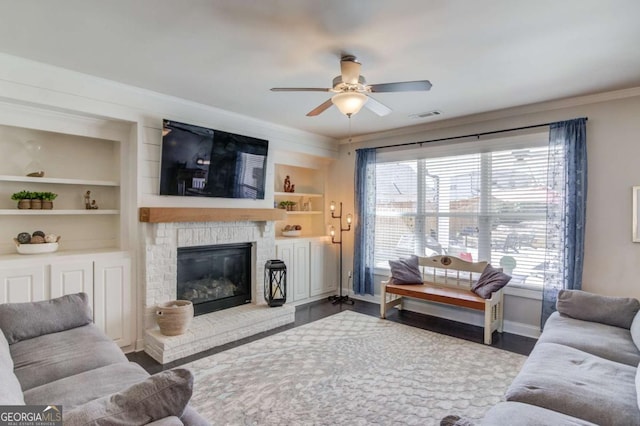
347,113 -> 353,156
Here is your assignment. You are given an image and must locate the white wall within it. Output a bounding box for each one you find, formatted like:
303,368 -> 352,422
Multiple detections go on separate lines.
329,90 -> 640,334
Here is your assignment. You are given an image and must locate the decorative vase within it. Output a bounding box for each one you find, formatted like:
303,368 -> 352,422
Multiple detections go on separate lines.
17,200 -> 31,209
30,199 -> 42,209
42,201 -> 53,210
155,300 -> 193,336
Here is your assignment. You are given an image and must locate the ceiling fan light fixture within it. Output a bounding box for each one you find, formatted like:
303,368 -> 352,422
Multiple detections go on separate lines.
331,92 -> 368,116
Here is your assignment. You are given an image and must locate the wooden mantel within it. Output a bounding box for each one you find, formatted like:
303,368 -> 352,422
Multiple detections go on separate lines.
139,207 -> 286,223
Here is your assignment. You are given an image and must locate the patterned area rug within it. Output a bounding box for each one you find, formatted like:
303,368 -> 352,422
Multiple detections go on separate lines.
185,310 -> 525,425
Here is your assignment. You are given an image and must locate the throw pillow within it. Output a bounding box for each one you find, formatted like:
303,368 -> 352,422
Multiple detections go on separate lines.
0,293 -> 93,344
388,255 -> 423,284
471,264 -> 511,299
556,289 -> 640,329
64,368 -> 194,426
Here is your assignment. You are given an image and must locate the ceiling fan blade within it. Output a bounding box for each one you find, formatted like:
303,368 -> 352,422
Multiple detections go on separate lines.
270,87 -> 331,92
306,99 -> 334,116
340,57 -> 361,85
364,96 -> 392,117
369,80 -> 432,93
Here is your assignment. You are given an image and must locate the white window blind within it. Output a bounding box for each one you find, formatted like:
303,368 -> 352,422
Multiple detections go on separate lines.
373,132 -> 562,289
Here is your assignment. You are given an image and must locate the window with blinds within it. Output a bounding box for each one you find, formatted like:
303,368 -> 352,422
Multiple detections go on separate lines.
373,133 -> 562,290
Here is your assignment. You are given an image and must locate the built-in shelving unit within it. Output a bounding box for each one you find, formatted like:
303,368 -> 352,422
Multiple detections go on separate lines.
274,164 -> 327,238
0,113 -> 128,256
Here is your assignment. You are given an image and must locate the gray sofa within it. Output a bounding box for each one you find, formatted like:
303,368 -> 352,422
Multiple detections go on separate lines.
448,289 -> 640,425
0,293 -> 209,425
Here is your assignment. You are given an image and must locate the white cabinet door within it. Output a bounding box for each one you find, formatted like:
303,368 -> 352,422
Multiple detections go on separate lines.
309,240 -> 326,297
310,240 -> 339,297
323,242 -> 338,295
50,261 -> 94,300
0,266 -> 46,303
292,242 -> 310,301
94,257 -> 131,348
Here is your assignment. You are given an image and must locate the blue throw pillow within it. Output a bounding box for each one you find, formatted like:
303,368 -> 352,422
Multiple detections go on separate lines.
388,255 -> 423,285
471,264 -> 511,299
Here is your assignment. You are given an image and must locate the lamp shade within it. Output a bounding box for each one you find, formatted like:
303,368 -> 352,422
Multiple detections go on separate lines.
331,92 -> 368,116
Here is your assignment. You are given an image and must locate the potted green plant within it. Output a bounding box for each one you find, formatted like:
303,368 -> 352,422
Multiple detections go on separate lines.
38,191 -> 58,210
278,201 -> 297,211
11,190 -> 33,209
30,191 -> 42,209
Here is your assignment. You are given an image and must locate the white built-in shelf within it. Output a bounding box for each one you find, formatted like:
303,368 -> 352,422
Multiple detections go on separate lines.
285,211 -> 323,215
0,175 -> 119,186
0,209 -> 119,215
273,192 -> 323,198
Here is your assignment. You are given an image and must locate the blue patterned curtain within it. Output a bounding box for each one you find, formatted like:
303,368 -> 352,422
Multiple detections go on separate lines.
541,118 -> 587,327
353,148 -> 377,295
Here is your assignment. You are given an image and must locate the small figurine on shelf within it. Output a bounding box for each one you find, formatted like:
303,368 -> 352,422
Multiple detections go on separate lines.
84,191 -> 99,210
283,175 -> 295,193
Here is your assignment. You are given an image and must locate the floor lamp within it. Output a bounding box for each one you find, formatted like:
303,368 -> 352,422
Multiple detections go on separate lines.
328,201 -> 354,305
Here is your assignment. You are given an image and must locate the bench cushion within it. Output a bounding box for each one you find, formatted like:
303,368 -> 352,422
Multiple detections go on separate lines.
388,255 -> 422,284
471,264 -> 510,299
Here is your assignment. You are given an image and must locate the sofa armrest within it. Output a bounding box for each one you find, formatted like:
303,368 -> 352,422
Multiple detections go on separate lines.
556,289 -> 640,329
147,417 -> 184,426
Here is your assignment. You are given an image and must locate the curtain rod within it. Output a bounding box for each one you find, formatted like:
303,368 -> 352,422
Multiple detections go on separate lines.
371,117 -> 588,151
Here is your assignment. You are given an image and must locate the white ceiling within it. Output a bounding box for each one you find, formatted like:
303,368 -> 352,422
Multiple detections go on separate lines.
0,0 -> 639,139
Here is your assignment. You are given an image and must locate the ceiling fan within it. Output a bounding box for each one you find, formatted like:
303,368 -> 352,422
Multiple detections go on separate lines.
270,55 -> 432,117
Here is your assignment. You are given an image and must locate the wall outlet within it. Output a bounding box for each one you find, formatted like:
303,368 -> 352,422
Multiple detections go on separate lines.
347,270 -> 352,278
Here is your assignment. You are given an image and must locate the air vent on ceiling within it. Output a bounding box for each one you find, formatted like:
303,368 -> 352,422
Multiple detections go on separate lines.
409,110 -> 442,119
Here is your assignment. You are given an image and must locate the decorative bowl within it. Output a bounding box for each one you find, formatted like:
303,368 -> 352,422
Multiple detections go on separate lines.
14,238 -> 60,255
282,230 -> 302,237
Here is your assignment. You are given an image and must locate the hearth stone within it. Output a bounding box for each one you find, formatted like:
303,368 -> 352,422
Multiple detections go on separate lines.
144,303 -> 295,364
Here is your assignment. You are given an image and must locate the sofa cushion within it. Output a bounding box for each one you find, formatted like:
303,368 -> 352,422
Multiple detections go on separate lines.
481,402 -> 598,426
505,342 -> 639,425
556,289 -> 640,329
539,312 -> 640,366
0,293 -> 92,344
11,323 -> 127,391
388,255 -> 423,284
24,362 -> 150,408
64,368 -> 194,426
0,329 -> 24,405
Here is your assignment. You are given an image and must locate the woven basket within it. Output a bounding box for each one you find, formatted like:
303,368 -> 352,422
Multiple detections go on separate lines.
155,300 -> 193,336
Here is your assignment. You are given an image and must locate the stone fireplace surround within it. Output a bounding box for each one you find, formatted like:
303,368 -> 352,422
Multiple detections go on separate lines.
143,219 -> 295,364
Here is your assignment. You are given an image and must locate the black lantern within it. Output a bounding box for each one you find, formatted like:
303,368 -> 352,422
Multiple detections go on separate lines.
264,260 -> 287,307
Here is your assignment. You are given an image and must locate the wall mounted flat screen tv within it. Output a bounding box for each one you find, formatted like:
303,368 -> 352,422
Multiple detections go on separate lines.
159,119 -> 268,199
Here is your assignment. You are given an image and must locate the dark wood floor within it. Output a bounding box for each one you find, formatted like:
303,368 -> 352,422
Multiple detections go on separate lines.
127,299 -> 537,374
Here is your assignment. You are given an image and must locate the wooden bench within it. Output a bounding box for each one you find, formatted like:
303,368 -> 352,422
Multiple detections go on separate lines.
380,255 -> 504,344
